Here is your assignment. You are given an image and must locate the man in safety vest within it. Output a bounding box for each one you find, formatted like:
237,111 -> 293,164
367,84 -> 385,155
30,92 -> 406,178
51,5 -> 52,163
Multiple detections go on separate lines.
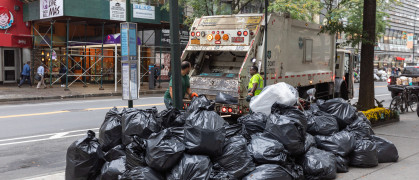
246,65 -> 264,102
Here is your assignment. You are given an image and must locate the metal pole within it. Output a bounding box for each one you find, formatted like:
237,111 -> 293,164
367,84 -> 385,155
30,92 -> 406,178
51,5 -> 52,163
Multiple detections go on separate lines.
263,0 -> 268,87
31,22 -> 35,85
83,23 -> 87,87
49,21 -> 53,87
115,44 -> 117,92
100,22 -> 105,90
65,19 -> 70,91
170,0 -> 182,109
159,29 -> 162,88
128,100 -> 133,108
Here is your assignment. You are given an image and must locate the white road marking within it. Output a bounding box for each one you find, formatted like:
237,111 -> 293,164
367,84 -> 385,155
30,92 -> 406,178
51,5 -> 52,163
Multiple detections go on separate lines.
0,128 -> 99,143
352,94 -> 390,100
0,96 -> 163,109
49,132 -> 70,139
0,131 -> 99,147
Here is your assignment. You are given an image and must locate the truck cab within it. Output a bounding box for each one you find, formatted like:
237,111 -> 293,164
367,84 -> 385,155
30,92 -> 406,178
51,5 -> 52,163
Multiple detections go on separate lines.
335,49 -> 356,100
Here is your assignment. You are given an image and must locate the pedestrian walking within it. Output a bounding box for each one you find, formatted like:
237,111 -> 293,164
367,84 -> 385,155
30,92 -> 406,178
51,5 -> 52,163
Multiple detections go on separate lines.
36,64 -> 47,89
18,61 -> 32,87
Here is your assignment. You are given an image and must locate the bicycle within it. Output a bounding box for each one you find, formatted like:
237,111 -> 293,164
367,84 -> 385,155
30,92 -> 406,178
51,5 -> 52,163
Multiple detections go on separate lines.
389,86 -> 418,113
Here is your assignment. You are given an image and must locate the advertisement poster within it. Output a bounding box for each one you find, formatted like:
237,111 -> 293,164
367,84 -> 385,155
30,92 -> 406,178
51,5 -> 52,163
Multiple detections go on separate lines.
133,4 -> 155,20
121,25 -> 128,56
155,53 -> 171,80
110,1 -> 126,21
40,0 -> 64,19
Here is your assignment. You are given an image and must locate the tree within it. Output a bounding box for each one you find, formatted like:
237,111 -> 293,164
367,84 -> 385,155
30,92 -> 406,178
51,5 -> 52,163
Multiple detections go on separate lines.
163,0 -> 257,26
269,0 -> 322,22
358,0 -> 376,110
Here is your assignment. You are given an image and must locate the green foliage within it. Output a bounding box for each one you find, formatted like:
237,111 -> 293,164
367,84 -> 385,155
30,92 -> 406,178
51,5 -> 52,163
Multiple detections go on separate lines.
321,0 -> 399,49
269,0 -> 322,22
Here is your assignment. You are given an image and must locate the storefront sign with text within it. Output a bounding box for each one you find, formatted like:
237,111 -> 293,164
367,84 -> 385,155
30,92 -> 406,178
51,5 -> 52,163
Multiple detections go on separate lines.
40,0 -> 63,19
133,4 -> 155,20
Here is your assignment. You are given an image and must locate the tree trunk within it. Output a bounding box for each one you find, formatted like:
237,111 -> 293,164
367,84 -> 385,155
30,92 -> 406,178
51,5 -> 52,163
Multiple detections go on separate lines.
357,0 -> 376,110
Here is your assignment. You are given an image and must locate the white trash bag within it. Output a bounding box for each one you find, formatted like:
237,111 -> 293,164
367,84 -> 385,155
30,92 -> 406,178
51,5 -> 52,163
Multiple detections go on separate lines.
250,82 -> 298,115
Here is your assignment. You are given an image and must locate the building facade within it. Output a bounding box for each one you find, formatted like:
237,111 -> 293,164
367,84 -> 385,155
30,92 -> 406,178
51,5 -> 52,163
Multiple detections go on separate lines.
0,0 -> 32,84
375,0 -> 419,69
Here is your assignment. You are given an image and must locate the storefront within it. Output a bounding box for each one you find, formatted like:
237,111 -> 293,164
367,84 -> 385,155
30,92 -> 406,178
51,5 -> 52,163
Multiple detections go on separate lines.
0,1 -> 32,83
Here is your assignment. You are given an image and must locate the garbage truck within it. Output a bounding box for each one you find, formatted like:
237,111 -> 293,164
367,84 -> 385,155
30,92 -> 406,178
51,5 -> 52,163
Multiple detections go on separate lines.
180,13 -> 354,116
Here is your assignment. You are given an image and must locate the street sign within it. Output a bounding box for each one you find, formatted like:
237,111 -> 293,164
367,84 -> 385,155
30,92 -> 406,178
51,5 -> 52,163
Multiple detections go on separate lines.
121,22 -> 139,101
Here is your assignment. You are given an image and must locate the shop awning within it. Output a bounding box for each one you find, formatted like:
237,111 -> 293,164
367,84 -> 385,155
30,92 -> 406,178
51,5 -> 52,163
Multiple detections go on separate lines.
0,34 -> 32,48
395,57 -> 405,61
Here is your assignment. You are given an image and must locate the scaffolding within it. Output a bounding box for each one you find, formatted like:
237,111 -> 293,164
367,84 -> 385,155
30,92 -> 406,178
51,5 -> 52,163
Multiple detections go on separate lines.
32,21 -> 175,91
32,20 -> 122,91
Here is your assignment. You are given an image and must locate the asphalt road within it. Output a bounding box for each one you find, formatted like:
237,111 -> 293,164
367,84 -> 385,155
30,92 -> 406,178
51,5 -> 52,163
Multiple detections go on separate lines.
0,81 -> 393,179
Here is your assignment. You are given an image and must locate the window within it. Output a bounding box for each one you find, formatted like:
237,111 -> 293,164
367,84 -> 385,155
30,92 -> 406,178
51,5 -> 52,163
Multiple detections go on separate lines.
304,39 -> 313,63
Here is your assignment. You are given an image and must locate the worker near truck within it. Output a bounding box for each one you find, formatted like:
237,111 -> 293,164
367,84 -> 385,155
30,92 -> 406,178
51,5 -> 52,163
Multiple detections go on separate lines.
164,61 -> 198,108
246,66 -> 264,102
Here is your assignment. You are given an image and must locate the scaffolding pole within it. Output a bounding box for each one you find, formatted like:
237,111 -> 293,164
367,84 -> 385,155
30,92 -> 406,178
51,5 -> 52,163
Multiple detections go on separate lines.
100,22 -> 105,90
49,21 -> 54,87
65,19 -> 70,91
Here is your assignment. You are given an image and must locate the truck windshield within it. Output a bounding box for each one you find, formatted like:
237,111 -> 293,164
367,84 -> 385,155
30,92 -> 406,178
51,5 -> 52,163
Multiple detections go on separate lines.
402,67 -> 419,75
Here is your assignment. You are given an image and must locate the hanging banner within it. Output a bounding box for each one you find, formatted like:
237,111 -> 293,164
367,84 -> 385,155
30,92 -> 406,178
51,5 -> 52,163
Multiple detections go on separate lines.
110,1 -> 126,21
40,0 -> 64,19
133,4 -> 155,20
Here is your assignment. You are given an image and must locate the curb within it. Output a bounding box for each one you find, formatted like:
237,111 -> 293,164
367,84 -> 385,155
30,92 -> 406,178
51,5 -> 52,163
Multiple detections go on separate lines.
0,90 -> 166,102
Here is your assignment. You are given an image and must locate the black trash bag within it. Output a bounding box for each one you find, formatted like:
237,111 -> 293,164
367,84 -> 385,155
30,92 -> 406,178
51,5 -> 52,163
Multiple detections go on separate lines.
242,164 -> 293,180
122,108 -> 161,145
186,95 -> 213,114
145,128 -> 185,171
225,123 -> 243,139
271,102 -> 308,130
264,113 -> 306,155
372,135 -> 399,163
104,145 -> 125,162
209,164 -> 237,180
99,157 -> 126,180
215,92 -> 238,104
346,116 -> 375,140
118,166 -> 164,180
306,110 -> 339,136
301,147 -> 337,180
315,130 -> 356,157
157,107 -> 184,128
282,162 -> 305,180
248,133 -> 288,165
304,133 -> 316,153
167,154 -> 212,180
184,108 -> 227,157
317,98 -> 357,129
350,139 -> 379,168
99,108 -> 122,152
238,112 -> 268,138
66,130 -> 105,180
126,136 -> 147,169
215,136 -> 256,179
334,154 -> 349,173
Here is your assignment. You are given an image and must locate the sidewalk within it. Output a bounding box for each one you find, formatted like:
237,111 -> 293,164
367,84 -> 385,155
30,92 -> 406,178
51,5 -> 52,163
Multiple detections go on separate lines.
21,112 -> 419,180
0,82 -> 169,102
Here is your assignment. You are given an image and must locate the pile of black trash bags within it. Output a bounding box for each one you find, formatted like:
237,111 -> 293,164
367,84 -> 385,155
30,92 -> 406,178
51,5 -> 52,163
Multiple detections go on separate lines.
65,96 -> 399,180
